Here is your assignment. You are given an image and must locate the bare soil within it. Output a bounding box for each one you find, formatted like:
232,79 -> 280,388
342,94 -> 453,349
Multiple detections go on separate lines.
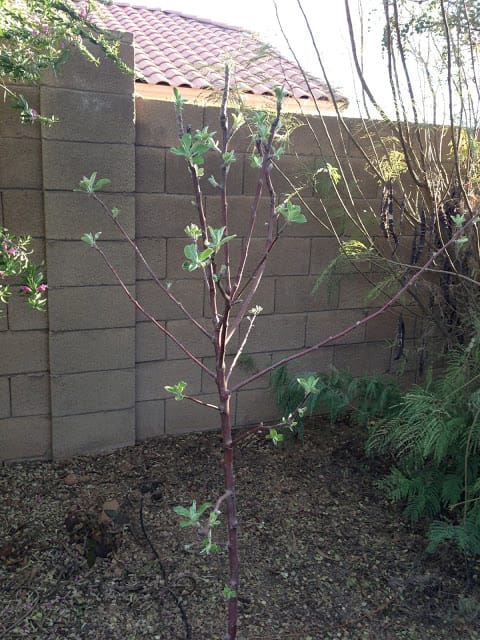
1,420 -> 479,640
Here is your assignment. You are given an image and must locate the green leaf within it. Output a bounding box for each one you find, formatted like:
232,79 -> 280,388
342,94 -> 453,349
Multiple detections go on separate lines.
93,177 -> 111,191
75,172 -> 97,193
184,244 -> 199,262
223,585 -> 237,599
81,231 -> 102,247
297,375 -> 320,395
185,223 -> 202,240
111,207 -> 121,218
250,154 -> 263,169
276,201 -> 307,224
266,428 -> 284,446
198,248 -> 214,262
164,380 -> 187,401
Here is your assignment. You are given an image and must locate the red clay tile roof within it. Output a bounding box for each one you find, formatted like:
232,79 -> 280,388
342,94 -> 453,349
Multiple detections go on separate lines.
94,2 -> 347,106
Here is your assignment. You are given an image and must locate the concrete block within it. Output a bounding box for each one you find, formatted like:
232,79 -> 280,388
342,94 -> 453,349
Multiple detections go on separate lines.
0,377 -> 10,418
246,237 -> 310,276
338,157 -> 379,200
165,319 -> 218,360
135,98 -> 203,147
0,139 -> 42,188
364,308 -> 415,343
49,328 -> 135,374
41,35 -> 134,94
305,309 -> 365,347
52,408 -> 135,459
46,240 -> 135,286
44,192 -> 135,240
135,321 -> 166,362
235,387 -> 278,426
163,152 -> 200,195
223,276 -> 275,317
136,359 -> 202,402
275,275 -> 338,313
50,368 -> 135,416
0,415 -> 51,461
136,146 -> 165,192
48,285 -> 135,330
135,279 -> 204,321
338,273 -> 382,310
0,86 -> 41,139
272,347 -> 335,375
201,152 -> 244,196
10,373 -> 49,417
42,140 -> 135,192
136,400 -> 165,440
243,153 -> 311,198
7,295 -> 48,331
0,330 -> 48,375
239,313 -> 306,353
165,152 -> 244,196
41,87 -> 134,143
2,190 -> 44,237
309,237 -> 343,275
289,113 -> 344,157
204,195 -> 271,238
136,238 -> 167,280
165,393 -> 220,434
201,351 -> 272,394
333,341 -> 392,375
136,193 -> 200,238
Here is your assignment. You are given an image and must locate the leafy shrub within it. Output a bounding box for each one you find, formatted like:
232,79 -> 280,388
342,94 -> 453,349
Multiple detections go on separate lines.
367,335 -> 480,562
271,365 -> 401,432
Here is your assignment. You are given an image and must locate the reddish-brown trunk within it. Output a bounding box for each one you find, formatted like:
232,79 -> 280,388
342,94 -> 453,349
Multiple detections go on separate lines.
219,390 -> 239,640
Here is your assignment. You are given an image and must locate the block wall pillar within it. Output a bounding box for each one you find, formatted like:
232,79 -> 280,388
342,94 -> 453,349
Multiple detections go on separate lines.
41,35 -> 137,458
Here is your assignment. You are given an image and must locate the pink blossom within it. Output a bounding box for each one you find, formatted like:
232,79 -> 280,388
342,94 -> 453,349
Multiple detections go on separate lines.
1,243 -> 8,252
30,108 -> 38,122
78,3 -> 87,18
7,248 -> 16,255
42,24 -> 49,35
0,271 -> 4,277
20,286 -> 32,293
37,284 -> 48,292
59,40 -> 65,49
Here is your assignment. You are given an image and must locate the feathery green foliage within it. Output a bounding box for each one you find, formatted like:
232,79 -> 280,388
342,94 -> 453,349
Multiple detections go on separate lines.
270,365 -> 401,432
368,334 -> 480,559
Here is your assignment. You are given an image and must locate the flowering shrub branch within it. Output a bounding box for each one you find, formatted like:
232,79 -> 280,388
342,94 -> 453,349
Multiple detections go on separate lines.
1,0 -> 131,124
0,227 -> 47,313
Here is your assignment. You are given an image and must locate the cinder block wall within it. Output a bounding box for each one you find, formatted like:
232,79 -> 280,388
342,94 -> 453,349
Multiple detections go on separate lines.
0,40 -> 414,461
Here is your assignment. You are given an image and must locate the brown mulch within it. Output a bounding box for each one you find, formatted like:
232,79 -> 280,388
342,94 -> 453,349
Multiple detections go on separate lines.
1,420 -> 479,640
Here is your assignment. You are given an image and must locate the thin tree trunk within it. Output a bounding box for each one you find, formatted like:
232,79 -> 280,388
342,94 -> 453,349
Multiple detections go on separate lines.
219,392 -> 239,640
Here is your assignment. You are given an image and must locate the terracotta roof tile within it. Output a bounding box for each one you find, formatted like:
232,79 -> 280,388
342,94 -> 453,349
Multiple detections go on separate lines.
93,2 -> 347,106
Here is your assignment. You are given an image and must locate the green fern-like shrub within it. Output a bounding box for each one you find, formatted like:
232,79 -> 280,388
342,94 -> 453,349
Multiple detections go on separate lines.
367,339 -> 480,558
270,364 -> 401,432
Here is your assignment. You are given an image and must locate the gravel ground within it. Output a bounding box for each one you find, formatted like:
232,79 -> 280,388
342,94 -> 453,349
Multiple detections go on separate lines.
1,420 -> 479,640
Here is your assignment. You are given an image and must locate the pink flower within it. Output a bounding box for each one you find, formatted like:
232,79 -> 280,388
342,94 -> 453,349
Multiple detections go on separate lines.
0,271 -> 4,277
42,24 -> 49,35
30,108 -> 38,122
59,40 -> 65,49
20,286 -> 32,293
37,284 -> 48,292
79,3 -> 87,18
7,248 -> 16,255
1,243 -> 8,252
